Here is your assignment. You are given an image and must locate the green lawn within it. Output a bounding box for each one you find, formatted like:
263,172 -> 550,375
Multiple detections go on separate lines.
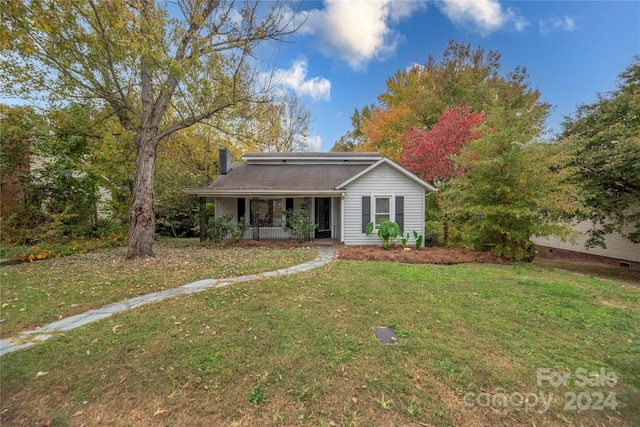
0,240 -> 317,338
1,252 -> 639,426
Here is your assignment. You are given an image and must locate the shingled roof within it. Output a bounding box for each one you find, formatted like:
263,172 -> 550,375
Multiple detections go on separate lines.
184,152 -> 376,196
183,151 -> 436,196
206,162 -> 371,192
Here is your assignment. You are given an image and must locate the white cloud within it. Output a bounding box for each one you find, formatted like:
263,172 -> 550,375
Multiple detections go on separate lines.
389,1 -> 425,22
273,59 -> 331,101
436,0 -> 527,35
511,11 -> 529,32
539,16 -> 576,35
301,0 -> 426,71
303,135 -> 322,151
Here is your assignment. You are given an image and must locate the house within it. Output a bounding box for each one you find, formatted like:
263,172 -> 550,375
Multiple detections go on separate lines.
184,149 -> 437,245
0,138 -> 30,219
1,143 -> 112,220
532,219 -> 640,267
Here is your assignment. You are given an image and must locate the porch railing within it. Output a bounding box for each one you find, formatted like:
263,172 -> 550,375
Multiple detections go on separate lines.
221,226 -> 312,242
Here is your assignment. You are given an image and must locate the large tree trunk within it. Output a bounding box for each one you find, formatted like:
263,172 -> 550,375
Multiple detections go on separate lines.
126,132 -> 158,259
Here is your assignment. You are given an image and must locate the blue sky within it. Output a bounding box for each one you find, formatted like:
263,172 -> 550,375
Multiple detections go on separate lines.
268,1 -> 640,151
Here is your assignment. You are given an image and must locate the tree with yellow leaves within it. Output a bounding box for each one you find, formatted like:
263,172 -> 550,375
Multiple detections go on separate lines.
1,0 -> 300,258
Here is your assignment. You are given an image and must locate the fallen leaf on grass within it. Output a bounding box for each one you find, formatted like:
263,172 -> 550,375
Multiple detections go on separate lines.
153,409 -> 170,417
71,410 -> 84,417
112,324 -> 123,334
36,371 -> 49,378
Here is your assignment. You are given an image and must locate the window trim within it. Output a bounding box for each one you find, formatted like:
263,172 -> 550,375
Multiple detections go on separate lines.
371,194 -> 394,228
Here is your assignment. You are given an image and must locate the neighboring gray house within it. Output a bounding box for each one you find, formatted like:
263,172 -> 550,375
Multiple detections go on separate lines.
184,149 -> 437,245
532,219 -> 640,265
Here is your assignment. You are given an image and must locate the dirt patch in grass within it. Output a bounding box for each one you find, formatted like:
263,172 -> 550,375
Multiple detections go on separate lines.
337,245 -> 509,264
600,299 -> 631,309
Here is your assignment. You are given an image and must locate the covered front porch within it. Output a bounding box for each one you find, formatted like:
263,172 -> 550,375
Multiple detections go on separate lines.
193,193 -> 344,244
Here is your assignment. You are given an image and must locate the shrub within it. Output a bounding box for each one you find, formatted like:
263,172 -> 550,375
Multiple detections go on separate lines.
423,220 -> 442,247
413,231 -> 423,249
230,217 -> 249,243
365,220 -> 402,250
206,213 -> 234,243
283,210 -> 316,243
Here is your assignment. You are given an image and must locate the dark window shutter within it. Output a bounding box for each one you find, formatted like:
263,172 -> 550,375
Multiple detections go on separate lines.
362,196 -> 371,232
237,198 -> 246,221
395,196 -> 404,232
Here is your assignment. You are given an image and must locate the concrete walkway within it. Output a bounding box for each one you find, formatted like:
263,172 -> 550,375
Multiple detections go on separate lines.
0,246 -> 335,357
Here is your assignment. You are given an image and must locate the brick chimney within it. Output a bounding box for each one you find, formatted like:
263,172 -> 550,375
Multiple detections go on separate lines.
219,148 -> 232,175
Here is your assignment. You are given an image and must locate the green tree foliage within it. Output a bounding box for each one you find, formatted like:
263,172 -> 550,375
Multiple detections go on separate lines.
252,92 -> 313,152
340,41 -> 579,259
0,105 -> 48,240
43,103 -> 136,230
154,123 -> 221,238
0,105 -> 42,178
444,95 -> 580,260
331,105 -> 373,152
1,0 -> 299,259
355,41 -> 528,160
561,56 -> 640,247
0,104 -> 125,245
153,91 -> 312,238
283,210 -> 316,243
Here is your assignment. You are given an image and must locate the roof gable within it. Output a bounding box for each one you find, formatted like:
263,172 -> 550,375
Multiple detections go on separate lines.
335,158 -> 437,191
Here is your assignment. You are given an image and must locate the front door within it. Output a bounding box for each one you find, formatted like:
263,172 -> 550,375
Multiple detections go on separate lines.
315,197 -> 331,239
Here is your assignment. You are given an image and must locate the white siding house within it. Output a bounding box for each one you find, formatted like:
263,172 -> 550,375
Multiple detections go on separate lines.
184,150 -> 436,244
339,162 -> 427,246
532,221 -> 639,263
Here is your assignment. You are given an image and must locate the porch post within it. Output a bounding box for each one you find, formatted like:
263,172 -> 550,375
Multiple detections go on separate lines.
199,197 -> 207,242
340,193 -> 345,244
251,197 -> 260,240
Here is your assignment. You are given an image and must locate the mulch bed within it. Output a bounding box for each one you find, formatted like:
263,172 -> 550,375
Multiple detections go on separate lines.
219,240 -> 509,264
336,245 -> 509,264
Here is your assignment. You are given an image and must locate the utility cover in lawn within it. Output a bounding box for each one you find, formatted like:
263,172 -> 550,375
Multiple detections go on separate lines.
374,326 -> 399,344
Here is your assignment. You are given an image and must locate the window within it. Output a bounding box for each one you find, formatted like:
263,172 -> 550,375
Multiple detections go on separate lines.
374,196 -> 390,226
362,195 -> 404,232
250,198 -> 283,226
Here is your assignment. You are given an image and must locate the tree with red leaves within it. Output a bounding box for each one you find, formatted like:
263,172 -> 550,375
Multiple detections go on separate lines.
399,106 -> 485,186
